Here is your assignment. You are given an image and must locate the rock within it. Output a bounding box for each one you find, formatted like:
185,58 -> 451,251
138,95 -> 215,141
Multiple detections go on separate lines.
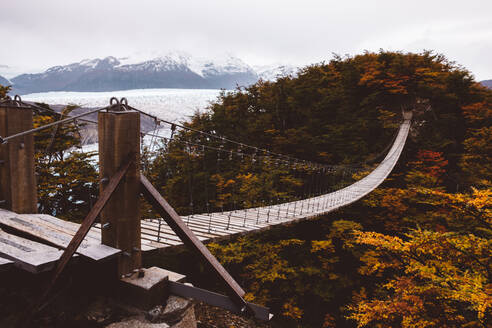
86,297 -> 113,324
105,315 -> 170,328
162,296 -> 192,322
146,305 -> 165,322
145,296 -> 196,328
107,303 -> 196,328
107,295 -> 196,328
170,305 -> 196,328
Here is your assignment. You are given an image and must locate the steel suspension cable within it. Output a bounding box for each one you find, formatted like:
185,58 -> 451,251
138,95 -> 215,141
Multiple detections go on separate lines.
5,98 -> 401,175
130,104 -> 403,174
0,106 -> 109,144
17,100 -> 99,125
128,105 -> 335,170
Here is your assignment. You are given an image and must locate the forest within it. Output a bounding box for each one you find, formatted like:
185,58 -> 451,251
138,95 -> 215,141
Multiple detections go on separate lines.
1,50 -> 490,327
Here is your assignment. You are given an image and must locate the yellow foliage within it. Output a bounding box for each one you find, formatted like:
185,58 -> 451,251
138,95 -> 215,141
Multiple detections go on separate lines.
282,299 -> 304,320
348,229 -> 491,327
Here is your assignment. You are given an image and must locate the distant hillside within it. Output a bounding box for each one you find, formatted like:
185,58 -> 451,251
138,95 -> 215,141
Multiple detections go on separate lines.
480,79 -> 492,88
7,53 -> 296,94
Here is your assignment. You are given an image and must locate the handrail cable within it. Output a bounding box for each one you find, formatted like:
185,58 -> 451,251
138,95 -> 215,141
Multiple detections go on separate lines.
0,106 -> 110,144
129,105 -> 400,172
19,100 -> 99,125
140,130 -> 384,172
128,105 -> 323,167
1,96 -> 401,173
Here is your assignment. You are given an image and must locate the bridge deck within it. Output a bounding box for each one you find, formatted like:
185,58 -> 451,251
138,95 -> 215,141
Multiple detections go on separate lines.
96,116 -> 412,251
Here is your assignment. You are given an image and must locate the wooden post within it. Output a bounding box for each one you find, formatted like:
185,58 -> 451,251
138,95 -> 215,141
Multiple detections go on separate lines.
98,109 -> 141,276
0,102 -> 37,213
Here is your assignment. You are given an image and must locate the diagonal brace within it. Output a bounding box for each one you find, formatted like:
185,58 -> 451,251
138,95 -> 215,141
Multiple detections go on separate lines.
35,156 -> 134,311
140,174 -> 253,314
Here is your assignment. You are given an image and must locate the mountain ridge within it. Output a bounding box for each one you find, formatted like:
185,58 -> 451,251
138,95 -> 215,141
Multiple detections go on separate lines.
3,53 -> 298,94
481,79 -> 492,89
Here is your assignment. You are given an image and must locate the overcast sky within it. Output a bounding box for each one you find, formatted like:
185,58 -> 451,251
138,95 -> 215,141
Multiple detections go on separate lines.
1,0 -> 491,80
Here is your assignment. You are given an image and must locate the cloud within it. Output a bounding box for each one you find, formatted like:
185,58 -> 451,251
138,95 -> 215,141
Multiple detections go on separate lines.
1,0 -> 491,79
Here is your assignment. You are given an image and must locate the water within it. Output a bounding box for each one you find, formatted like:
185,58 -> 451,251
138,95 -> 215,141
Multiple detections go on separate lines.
22,88 -> 225,123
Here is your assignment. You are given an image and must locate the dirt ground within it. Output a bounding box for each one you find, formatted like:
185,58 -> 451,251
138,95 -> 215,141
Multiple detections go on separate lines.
194,302 -> 272,328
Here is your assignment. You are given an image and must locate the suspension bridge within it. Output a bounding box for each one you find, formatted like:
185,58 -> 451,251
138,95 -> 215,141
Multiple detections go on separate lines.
108,111 -> 411,249
0,95 -> 412,320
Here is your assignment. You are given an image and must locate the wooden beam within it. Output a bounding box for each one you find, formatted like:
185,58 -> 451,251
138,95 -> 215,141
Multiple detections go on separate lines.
99,110 -> 141,275
140,174 -> 250,313
0,228 -> 65,274
46,156 -> 132,288
21,157 -> 133,323
0,210 -> 120,262
169,281 -> 271,321
0,103 -> 37,213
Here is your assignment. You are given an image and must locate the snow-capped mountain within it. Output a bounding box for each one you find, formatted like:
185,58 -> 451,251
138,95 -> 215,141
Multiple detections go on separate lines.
481,80 -> 492,89
11,55 -> 198,93
254,64 -> 298,81
8,52 -> 297,94
117,51 -> 256,77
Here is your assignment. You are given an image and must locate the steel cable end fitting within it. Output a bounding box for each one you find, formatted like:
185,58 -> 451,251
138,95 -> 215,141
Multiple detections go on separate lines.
119,97 -> 128,111
109,97 -> 120,111
13,95 -> 22,107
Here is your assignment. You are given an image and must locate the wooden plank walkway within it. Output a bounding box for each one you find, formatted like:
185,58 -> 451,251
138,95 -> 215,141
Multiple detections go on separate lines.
0,210 -> 120,261
0,228 -> 65,273
131,115 -> 412,251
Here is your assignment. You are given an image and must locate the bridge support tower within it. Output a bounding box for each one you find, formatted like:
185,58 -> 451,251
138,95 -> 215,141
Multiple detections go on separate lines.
98,104 -> 141,276
0,98 -> 37,213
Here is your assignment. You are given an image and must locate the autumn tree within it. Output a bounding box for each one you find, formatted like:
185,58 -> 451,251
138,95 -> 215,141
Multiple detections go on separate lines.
343,56 -> 492,327
349,224 -> 491,327
0,83 -> 9,99
142,50 -> 491,328
33,104 -> 98,222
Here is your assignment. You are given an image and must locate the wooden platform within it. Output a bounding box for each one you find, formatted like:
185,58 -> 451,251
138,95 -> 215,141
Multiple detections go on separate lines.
0,210 -> 121,261
0,228 -> 65,273
0,209 -> 123,274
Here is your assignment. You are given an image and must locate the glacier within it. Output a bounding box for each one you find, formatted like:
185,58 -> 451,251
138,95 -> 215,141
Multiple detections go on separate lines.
22,88 -> 224,123
22,88 -> 227,159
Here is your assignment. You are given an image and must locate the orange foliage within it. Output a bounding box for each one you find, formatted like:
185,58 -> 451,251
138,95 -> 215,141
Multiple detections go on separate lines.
409,150 -> 448,178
